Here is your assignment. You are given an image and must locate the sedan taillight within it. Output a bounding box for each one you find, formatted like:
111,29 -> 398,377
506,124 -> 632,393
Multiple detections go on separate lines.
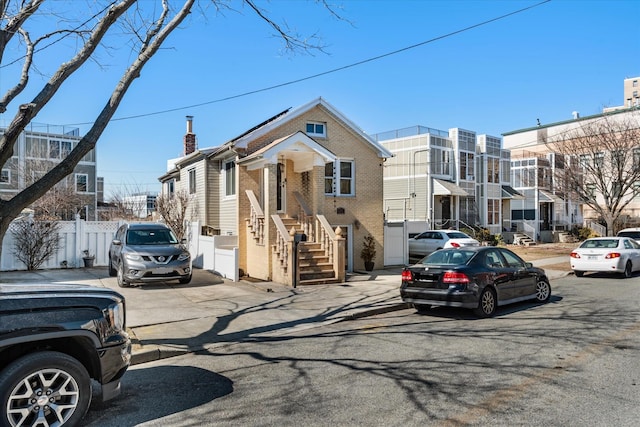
442,271 -> 470,284
401,270 -> 413,282
605,252 -> 621,259
570,252 -> 580,258
450,242 -> 461,248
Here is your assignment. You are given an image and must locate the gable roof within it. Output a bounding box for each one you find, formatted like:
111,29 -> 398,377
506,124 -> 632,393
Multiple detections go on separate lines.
229,97 -> 393,159
237,131 -> 337,172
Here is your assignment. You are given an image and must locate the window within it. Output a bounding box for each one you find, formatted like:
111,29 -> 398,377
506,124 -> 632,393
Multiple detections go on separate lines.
25,137 -> 47,158
579,154 -> 590,168
487,158 -> 500,183
325,159 -> 354,196
188,168 -> 196,194
459,152 -> 474,180
75,174 -> 88,193
167,180 -> 175,195
487,199 -> 500,225
633,148 -> 640,171
224,160 -> 236,196
324,162 -> 334,194
339,160 -> 354,195
305,122 -> 326,138
594,152 -> 604,167
634,80 -> 638,87
1,169 -> 9,183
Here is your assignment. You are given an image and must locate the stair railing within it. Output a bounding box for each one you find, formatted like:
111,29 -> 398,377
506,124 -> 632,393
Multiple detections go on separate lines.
245,190 -> 265,245
316,214 -> 345,282
293,191 -> 314,242
271,215 -> 294,276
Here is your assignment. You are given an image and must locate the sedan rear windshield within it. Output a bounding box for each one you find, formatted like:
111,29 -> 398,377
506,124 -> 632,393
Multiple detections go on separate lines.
580,239 -> 619,249
421,250 -> 475,265
127,229 -> 178,245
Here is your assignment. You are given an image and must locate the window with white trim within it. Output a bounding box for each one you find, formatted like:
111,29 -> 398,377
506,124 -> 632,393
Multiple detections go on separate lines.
325,159 -> 354,196
75,173 -> 88,193
224,160 -> 236,197
188,168 -> 196,194
488,199 -> 500,225
306,121 -> 326,138
1,169 -> 9,183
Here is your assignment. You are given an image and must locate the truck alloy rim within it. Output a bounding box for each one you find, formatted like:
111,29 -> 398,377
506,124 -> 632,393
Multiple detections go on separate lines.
7,368 -> 79,426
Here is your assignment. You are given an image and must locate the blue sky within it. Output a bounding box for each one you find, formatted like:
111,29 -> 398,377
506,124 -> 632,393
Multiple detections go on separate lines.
1,0 -> 638,197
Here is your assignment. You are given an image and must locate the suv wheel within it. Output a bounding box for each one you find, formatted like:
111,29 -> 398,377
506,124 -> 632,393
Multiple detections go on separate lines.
108,256 -> 117,277
117,261 -> 130,288
0,351 -> 91,427
178,274 -> 192,284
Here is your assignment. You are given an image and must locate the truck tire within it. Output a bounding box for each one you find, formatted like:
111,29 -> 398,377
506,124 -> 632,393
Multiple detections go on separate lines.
0,351 -> 91,427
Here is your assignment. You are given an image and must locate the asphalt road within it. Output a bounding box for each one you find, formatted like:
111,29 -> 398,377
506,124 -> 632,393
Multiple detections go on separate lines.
84,272 -> 640,426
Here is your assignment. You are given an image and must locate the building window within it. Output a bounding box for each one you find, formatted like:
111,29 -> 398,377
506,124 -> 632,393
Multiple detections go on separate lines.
488,199 -> 500,225
188,168 -> 196,194
224,160 -> 236,196
324,162 -> 334,194
487,158 -> 500,183
634,80 -> 638,87
75,173 -> 88,193
306,122 -> 326,138
1,169 -> 9,183
168,180 -> 175,195
325,159 -> 354,196
459,152 -> 474,180
579,154 -> 590,168
634,148 -> 640,171
594,152 -> 604,167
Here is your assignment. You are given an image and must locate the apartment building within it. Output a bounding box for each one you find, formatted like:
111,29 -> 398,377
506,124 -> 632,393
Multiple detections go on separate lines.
374,126 -> 517,235
503,77 -> 640,239
0,124 -> 98,220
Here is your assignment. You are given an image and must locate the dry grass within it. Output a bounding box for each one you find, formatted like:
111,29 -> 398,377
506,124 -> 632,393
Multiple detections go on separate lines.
506,242 -> 576,261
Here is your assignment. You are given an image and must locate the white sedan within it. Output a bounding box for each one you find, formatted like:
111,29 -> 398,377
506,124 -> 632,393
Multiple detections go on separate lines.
570,237 -> 640,278
408,230 -> 480,258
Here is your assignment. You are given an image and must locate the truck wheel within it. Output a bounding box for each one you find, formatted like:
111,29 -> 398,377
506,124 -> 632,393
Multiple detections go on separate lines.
0,351 -> 91,427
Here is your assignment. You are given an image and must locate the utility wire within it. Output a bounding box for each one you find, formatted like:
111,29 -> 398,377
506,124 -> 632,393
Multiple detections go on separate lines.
71,0 -> 552,125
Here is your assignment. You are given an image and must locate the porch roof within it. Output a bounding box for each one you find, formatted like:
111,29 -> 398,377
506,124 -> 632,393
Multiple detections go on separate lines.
502,185 -> 525,200
237,131 -> 337,172
539,190 -> 563,204
433,179 -> 469,196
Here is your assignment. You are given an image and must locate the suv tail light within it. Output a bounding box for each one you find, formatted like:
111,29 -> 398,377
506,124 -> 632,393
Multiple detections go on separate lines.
442,271 -> 470,284
401,270 -> 413,282
605,252 -> 621,259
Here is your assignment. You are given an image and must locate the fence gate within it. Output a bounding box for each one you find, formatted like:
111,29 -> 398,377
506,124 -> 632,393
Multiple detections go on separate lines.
383,221 -> 408,266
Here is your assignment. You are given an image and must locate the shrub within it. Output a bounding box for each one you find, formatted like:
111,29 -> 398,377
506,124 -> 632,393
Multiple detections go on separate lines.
11,219 -> 61,270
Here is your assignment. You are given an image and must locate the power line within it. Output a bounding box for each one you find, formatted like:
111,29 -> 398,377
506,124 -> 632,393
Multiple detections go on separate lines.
68,0 -> 552,125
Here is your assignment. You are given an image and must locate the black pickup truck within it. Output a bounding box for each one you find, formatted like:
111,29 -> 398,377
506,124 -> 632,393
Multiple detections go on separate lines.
0,283 -> 131,427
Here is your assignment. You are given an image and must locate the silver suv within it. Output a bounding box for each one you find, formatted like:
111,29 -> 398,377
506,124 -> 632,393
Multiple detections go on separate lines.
109,223 -> 192,287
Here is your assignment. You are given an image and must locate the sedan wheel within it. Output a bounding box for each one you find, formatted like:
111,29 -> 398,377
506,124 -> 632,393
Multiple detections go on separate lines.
474,288 -> 497,318
623,261 -> 632,279
535,279 -> 551,303
574,270 -> 584,277
117,262 -> 130,288
0,351 -> 91,427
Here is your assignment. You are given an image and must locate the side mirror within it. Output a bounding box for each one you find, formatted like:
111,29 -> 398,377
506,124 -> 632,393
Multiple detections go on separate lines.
112,239 -> 122,246
524,262 -> 533,268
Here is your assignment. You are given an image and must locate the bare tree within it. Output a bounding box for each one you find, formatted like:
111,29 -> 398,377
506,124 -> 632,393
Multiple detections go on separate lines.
546,112 -> 640,235
11,217 -> 61,270
0,0 -> 341,262
155,190 -> 191,240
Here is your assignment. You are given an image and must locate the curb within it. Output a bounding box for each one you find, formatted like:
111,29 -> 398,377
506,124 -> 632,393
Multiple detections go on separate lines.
129,302 -> 410,365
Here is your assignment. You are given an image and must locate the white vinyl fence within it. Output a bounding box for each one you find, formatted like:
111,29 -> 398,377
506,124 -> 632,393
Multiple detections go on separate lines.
2,217 -> 240,281
1,217 -> 120,271
187,221 -> 239,281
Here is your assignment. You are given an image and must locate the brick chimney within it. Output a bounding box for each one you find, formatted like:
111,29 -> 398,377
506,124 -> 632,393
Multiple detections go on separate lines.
183,115 -> 196,155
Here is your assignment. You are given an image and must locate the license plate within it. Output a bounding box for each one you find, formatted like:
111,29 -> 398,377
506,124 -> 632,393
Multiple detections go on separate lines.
153,267 -> 173,274
587,255 -> 598,260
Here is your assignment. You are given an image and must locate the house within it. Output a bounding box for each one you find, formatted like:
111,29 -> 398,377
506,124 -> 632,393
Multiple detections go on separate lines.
373,126 -> 518,236
159,98 -> 393,286
0,124 -> 97,220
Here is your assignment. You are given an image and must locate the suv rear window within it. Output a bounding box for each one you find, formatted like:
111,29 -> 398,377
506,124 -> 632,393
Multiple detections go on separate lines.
617,231 -> 640,240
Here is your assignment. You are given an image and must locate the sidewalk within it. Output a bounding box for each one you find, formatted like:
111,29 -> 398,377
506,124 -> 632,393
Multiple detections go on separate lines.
0,257 -> 570,365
